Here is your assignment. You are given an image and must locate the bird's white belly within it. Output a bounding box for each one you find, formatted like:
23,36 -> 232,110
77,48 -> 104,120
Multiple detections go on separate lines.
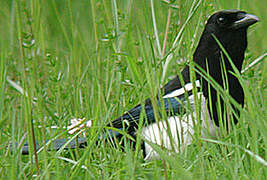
141,93 -> 218,160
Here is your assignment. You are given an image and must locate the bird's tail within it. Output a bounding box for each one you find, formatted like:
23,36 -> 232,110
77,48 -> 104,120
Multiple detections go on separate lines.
8,118 -> 126,155
19,137 -> 88,155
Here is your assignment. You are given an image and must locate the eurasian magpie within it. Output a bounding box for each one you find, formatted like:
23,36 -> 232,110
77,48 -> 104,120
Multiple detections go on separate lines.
17,10 -> 258,159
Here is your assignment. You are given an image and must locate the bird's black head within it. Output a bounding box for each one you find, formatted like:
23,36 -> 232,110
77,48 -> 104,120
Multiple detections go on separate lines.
194,10 -> 259,71
206,10 -> 259,32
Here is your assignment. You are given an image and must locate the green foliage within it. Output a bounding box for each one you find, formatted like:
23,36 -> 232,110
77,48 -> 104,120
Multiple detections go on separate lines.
0,0 -> 266,179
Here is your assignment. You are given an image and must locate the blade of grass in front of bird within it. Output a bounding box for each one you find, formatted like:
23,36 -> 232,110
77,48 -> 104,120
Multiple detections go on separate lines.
144,139 -> 193,180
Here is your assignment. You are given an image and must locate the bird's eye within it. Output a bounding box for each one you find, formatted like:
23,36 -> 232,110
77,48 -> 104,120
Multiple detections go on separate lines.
217,16 -> 227,24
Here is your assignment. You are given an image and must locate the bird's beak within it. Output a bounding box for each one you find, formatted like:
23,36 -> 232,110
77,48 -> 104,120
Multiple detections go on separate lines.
231,13 -> 259,29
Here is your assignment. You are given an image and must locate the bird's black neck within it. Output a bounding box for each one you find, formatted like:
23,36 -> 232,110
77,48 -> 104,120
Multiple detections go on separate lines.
193,28 -> 247,72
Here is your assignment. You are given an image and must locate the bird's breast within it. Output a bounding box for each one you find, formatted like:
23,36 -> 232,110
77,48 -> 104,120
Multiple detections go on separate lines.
141,92 -> 218,160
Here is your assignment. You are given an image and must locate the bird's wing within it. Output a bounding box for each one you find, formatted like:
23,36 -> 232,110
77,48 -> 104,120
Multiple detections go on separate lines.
109,95 -> 187,130
107,66 -> 200,135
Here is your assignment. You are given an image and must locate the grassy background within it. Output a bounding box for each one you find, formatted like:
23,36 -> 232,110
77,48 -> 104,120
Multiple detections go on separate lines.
0,0 -> 266,179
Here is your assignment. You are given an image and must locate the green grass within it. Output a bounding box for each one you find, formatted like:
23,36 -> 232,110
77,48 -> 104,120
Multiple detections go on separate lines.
0,0 -> 266,179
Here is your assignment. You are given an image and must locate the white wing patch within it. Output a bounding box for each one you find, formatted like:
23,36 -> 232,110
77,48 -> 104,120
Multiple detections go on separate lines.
163,80 -> 200,98
142,92 -> 218,160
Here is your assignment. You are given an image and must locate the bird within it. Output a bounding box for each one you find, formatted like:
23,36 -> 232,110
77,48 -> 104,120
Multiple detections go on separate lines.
17,10 -> 258,159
